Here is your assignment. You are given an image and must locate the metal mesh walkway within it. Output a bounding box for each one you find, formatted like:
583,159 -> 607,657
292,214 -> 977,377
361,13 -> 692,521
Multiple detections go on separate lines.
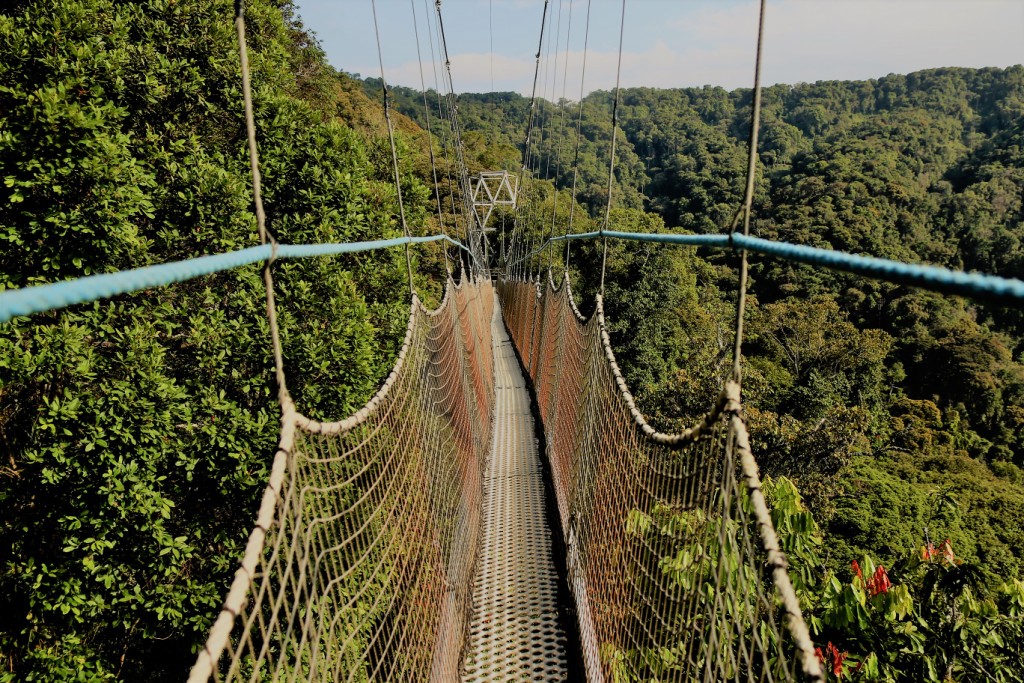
498,274 -> 824,682
461,293 -> 569,681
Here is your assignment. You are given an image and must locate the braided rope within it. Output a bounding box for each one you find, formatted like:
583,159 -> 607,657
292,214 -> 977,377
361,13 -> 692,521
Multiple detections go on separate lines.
507,229 -> 1024,307
8,227 -> 1023,329
0,236 -> 470,325
190,274 -> 495,682
498,273 -> 825,682
235,0 -> 289,407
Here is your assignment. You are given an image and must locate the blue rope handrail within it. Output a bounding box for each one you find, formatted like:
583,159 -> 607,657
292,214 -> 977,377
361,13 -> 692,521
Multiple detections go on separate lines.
508,230 -> 1024,307
730,233 -> 1024,303
5,227 -> 1024,325
0,234 -> 469,324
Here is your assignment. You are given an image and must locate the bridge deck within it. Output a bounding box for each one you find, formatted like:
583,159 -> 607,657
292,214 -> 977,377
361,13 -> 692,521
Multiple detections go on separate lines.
460,295 -> 569,681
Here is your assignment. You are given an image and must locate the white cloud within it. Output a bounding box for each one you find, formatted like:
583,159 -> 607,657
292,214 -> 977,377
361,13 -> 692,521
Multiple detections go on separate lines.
639,0 -> 1024,91
756,0 -> 1023,86
355,0 -> 1023,94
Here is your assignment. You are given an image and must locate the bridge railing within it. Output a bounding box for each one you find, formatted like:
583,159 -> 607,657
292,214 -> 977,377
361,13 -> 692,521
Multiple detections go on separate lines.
189,275 -> 495,682
499,272 -> 824,683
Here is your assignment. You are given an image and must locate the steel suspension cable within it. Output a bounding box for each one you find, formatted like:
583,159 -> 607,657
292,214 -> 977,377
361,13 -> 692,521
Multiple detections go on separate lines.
539,0 -> 568,276
521,0 -> 551,185
546,0 -> 575,273
422,0 -> 464,271
512,0 -> 550,280
372,0 -> 416,297
527,0 -> 557,279
564,0 -> 592,274
537,0 -> 561,187
530,0 -> 560,278
434,1 -> 479,269
598,0 -> 627,296
234,0 -> 289,407
410,0 -> 450,273
730,0 -> 767,381
489,0 -> 494,93
513,0 -> 553,282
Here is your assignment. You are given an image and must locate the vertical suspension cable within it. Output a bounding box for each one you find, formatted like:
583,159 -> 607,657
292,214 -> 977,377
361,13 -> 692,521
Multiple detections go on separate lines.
489,0 -> 494,94
564,0 -> 592,274
598,0 -> 627,297
543,0 -> 565,187
521,0 -> 551,188
529,0 -> 556,279
546,0 -> 574,273
435,0 -> 480,271
731,0 -> 767,381
531,0 -> 559,279
423,0 -> 465,274
234,0 -> 289,406
513,0 -> 550,281
411,0 -> 451,274
489,0 -> 497,275
372,0 -> 416,297
538,0 -> 566,277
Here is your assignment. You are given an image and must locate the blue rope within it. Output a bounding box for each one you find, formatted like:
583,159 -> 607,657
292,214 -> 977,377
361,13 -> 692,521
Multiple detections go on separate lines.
7,226 -> 1024,325
508,229 -> 1024,306
603,230 -> 730,248
0,234 -> 468,324
277,234 -> 468,258
511,230 -> 730,267
731,233 -> 1024,305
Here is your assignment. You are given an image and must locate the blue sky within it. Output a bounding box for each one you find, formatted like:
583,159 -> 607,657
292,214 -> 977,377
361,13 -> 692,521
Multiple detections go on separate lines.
293,0 -> 1023,95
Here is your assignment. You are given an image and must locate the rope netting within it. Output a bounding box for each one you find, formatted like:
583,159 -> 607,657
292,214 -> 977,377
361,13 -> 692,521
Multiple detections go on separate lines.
189,275 -> 495,683
498,272 -> 825,683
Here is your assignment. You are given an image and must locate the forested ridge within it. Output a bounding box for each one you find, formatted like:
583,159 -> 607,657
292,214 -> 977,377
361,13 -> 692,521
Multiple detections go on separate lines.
372,65 -> 1024,679
1,0 -> 1023,679
374,65 -> 1024,574
0,0 -> 455,678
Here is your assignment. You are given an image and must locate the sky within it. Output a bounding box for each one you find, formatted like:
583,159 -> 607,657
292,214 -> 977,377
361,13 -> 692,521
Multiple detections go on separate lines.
292,0 -> 1023,96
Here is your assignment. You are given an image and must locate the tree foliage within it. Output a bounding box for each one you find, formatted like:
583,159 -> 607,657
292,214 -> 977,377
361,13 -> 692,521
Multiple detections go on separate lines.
0,0 -> 441,679
447,63 -> 1024,674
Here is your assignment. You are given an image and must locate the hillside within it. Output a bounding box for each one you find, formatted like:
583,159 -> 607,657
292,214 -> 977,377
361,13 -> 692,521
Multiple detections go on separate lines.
0,0 -> 448,678
396,68 -> 1024,585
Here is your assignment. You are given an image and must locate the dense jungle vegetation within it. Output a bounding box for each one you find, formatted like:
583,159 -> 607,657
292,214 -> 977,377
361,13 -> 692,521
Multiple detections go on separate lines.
2,0 -> 1023,679
0,0 -> 456,679
376,64 -> 1024,573
374,64 -> 1024,680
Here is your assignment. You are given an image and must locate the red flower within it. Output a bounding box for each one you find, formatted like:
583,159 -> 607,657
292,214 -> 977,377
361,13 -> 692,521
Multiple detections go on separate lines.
815,646 -> 825,665
825,642 -> 848,678
940,538 -> 955,564
866,565 -> 892,598
851,560 -> 863,582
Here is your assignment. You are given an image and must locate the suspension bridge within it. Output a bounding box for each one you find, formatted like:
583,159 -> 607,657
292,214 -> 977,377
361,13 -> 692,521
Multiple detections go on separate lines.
3,0 -> 1024,681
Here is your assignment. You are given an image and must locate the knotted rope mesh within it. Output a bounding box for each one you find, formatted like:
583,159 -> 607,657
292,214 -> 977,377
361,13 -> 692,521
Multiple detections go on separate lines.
190,276 -> 494,683
498,273 -> 824,683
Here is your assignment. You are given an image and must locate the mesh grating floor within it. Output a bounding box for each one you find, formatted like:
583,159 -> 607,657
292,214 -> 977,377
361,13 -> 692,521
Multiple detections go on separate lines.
460,295 -> 569,681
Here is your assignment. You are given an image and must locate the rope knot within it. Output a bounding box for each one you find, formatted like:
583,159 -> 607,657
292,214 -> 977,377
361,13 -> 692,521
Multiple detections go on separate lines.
267,237 -> 280,268
722,380 -> 742,415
